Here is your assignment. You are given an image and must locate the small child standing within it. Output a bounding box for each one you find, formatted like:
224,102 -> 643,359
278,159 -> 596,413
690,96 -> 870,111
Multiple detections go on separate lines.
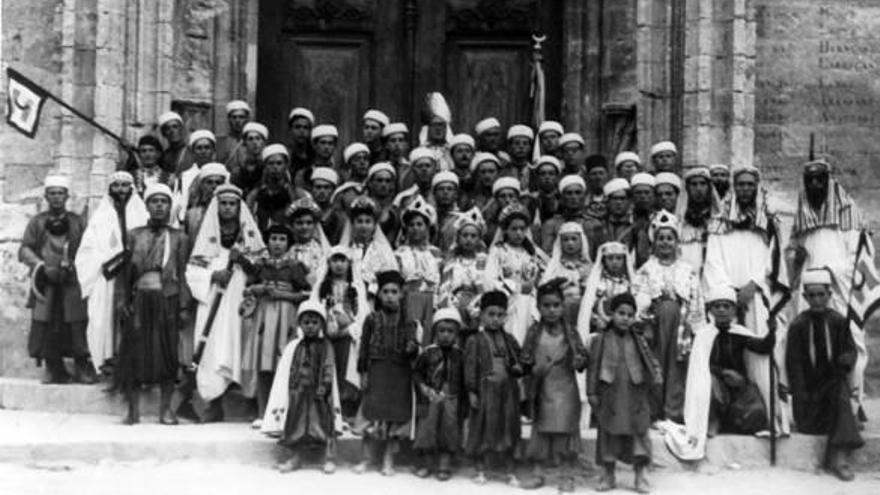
437,208 -> 488,344
540,222 -> 593,328
413,308 -> 466,481
354,270 -> 419,476
464,290 -> 524,487
521,278 -> 589,492
577,241 -> 635,337
261,300 -> 339,474
588,293 -> 661,493
395,196 -> 442,345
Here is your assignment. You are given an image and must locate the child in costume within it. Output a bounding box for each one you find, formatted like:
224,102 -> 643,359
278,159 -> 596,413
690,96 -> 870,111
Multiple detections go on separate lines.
241,224 -> 311,427
413,308 -> 466,481
484,202 -> 547,343
395,195 -> 443,345
312,245 -> 369,420
464,289 -> 525,487
576,241 -> 635,339
286,196 -> 329,287
540,221 -> 592,327
437,207 -> 488,343
521,278 -> 589,492
353,270 -> 419,476
339,196 -> 398,292
261,300 -> 341,474
588,293 -> 661,493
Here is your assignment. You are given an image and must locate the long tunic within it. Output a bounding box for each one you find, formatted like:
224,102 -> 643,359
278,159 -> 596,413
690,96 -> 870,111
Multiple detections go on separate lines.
413,345 -> 465,452
356,311 -> 418,426
282,337 -> 337,448
20,211 -> 88,360
484,242 -> 544,343
396,243 -> 442,345
117,225 -> 190,389
464,328 -> 523,455
786,310 -> 863,450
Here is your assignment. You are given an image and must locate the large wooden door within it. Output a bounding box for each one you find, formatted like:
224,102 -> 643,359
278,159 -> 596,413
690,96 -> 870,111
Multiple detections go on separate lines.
258,0 -> 561,142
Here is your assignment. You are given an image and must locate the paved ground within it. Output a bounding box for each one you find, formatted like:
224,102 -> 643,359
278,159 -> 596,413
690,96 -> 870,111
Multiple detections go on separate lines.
1,460 -> 879,495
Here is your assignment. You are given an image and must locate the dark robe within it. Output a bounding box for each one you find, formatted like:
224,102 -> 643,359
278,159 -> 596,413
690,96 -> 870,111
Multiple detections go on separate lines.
708,327 -> 773,434
20,211 -> 88,361
413,344 -> 465,452
786,309 -> 863,450
282,336 -> 337,449
356,311 -> 419,423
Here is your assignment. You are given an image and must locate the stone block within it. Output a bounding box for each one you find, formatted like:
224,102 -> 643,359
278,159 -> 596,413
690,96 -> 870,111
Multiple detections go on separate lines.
1,164 -> 52,204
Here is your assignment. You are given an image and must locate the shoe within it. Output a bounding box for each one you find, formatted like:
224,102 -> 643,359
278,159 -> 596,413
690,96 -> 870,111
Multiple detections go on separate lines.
435,470 -> 452,482
519,475 -> 544,490
73,358 -> 99,384
507,474 -> 520,488
322,461 -> 336,474
352,461 -> 369,474
277,456 -> 301,473
473,471 -> 487,485
829,463 -> 855,482
42,360 -> 72,384
251,418 -> 263,429
414,467 -> 431,478
159,409 -> 179,425
558,476 -> 575,492
634,466 -> 651,493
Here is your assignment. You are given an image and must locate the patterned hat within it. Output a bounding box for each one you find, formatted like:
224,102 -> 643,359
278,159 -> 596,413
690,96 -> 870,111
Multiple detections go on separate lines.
498,202 -> 531,227
402,195 -> 437,226
288,197 -> 321,220
648,210 -> 680,242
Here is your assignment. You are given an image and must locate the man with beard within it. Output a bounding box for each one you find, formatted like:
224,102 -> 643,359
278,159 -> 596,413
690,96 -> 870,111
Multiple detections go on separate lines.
630,173 -> 656,268
286,107 -> 316,182
185,163 -> 230,249
585,154 -> 609,200
75,172 -> 149,379
448,133 -> 476,204
173,130 -> 217,226
20,176 -> 93,384
158,111 -> 192,174
228,122 -> 267,198
247,144 -> 307,233
650,141 -> 678,174
342,142 -> 371,184
187,184 -> 265,422
383,123 -> 411,175
675,166 -> 721,273
310,167 -> 344,245
502,125 -> 534,187
362,109 -> 390,164
537,121 -> 564,159
216,100 -> 251,164
654,172 -> 681,213
789,159 -> 870,411
703,166 -> 790,436
431,171 -> 461,252
540,175 -> 602,258
709,164 -> 732,201
298,125 -> 338,187
366,162 -> 401,241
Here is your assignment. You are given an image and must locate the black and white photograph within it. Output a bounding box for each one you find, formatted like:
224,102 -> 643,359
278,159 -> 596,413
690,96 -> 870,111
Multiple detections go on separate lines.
0,1 -> 879,493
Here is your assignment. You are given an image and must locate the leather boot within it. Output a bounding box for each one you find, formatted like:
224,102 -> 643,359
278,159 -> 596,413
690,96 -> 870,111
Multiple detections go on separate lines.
634,462 -> 651,493
42,358 -> 71,384
159,382 -> 179,425
124,390 -> 140,425
73,357 -> 99,384
596,462 -> 615,492
201,398 -> 225,423
175,369 -> 199,422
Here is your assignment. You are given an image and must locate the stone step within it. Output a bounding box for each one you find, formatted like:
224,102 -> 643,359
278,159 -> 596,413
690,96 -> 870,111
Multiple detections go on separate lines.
0,377 -> 256,419
0,409 -> 878,474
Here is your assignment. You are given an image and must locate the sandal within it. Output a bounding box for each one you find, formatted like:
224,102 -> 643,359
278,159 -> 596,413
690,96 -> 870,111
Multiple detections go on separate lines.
473,471 -> 487,485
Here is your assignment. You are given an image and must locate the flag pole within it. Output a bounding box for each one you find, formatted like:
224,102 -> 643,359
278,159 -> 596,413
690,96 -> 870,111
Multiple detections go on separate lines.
7,67 -> 130,147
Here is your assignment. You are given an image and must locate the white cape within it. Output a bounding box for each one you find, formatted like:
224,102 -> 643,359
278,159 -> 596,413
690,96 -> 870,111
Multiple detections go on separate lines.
75,194 -> 148,371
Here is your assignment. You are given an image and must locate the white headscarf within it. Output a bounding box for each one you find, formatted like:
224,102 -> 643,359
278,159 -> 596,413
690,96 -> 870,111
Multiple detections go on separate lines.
190,189 -> 265,263
575,241 -> 635,339
540,221 -> 591,285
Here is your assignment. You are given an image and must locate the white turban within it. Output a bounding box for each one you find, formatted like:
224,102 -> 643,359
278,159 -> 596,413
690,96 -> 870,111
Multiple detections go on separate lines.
311,124 -> 339,141
343,142 -> 370,163
241,122 -> 268,140
651,141 -> 677,156
433,307 -> 463,327
188,129 -> 216,147
311,167 -> 339,186
614,151 -> 641,167
492,177 -> 521,195
44,174 -> 71,191
363,109 -> 390,127
559,132 -> 584,147
144,183 -> 173,202
109,171 -> 134,184
709,163 -> 729,173
297,299 -> 327,322
558,174 -> 586,193
683,166 -> 711,182
225,100 -> 251,114
535,156 -> 562,174
449,133 -> 475,149
368,162 -> 396,180
603,178 -> 631,196
288,107 -> 315,125
157,111 -> 182,128
198,162 -> 229,180
538,121 -> 564,136
707,286 -> 736,304
469,152 -> 500,173
506,124 -> 534,141
382,122 -> 409,137
432,171 -> 459,189
474,117 -> 501,135
654,172 -> 682,191
409,147 -> 436,164
802,268 -> 832,286
630,172 -> 656,189
261,143 -> 289,162
733,164 -> 760,180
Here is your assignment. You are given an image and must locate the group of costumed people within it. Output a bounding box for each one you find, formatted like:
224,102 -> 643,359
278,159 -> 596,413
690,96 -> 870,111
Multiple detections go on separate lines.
18,94 -> 871,492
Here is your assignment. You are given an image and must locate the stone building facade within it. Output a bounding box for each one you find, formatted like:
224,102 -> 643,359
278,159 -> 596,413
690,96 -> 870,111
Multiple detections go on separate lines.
1,0 -> 878,388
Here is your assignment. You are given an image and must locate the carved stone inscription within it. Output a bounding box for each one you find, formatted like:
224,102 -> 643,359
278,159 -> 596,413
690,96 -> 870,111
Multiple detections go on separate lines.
755,1 -> 880,190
